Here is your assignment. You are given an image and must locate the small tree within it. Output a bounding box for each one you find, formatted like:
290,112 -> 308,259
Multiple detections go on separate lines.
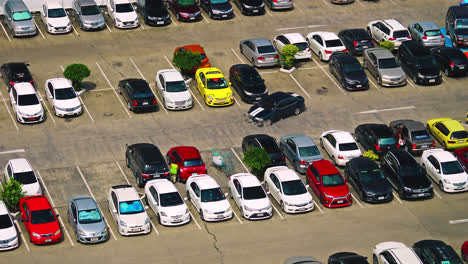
63,63 -> 91,91
172,49 -> 202,76
0,178 -> 24,212
280,44 -> 299,70
363,150 -> 379,161
242,147 -> 272,181
380,41 -> 395,53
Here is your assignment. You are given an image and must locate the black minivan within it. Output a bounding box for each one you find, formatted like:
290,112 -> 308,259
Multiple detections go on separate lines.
446,6 -> 468,48
137,0 -> 171,26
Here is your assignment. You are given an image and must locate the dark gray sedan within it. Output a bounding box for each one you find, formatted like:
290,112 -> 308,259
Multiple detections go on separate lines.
239,38 -> 279,67
279,134 -> 323,173
67,196 -> 108,244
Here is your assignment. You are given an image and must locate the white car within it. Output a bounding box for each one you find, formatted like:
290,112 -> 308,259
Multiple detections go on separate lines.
0,201 -> 18,251
320,130 -> 362,166
45,78 -> 82,117
186,175 -> 233,222
264,166 -> 314,213
9,83 -> 45,124
144,179 -> 190,226
367,19 -> 411,49
228,173 -> 272,220
4,158 -> 42,196
421,149 -> 468,192
107,185 -> 151,236
106,0 -> 139,29
273,33 -> 312,60
306,31 -> 347,61
373,241 -> 423,264
155,69 -> 193,110
40,0 -> 72,34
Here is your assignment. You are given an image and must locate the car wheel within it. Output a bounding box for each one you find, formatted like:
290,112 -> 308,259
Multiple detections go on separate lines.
264,182 -> 269,193
127,102 -> 132,111
319,194 -> 324,204
239,207 -> 244,217
462,250 -> 466,261
373,254 -> 378,264
199,209 -> 204,221
305,176 -> 309,185
208,10 -> 213,18
264,119 -> 272,126
319,52 -> 324,61
377,76 -> 382,85
119,85 -> 122,95
137,176 -> 144,188
250,56 -> 255,66
294,107 -> 300,116
444,67 -> 450,77
157,213 -> 162,224
359,191 -> 365,201
421,163 -> 426,174
126,155 -> 130,168
320,138 -> 324,148
239,44 -> 243,54
439,181 -> 444,192
144,196 -> 149,205
53,106 -> 57,116
412,74 -> 418,85
363,59 -> 367,69
398,188 -> 404,199
186,191 -> 191,201
332,156 -> 337,166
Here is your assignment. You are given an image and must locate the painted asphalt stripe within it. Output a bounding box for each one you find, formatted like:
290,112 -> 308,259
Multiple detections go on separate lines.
14,220 -> 29,252
276,25 -> 326,31
433,190 -> 442,199
71,24 -> 79,36
188,88 -> 205,111
231,48 -> 246,64
232,10 -> 242,21
188,211 -> 202,230
312,200 -> 324,214
393,191 -> 403,204
350,193 -> 364,208
312,58 -> 347,95
0,22 -> 11,41
389,0 -> 397,6
230,148 -> 249,172
232,209 -> 243,224
356,0 -> 365,7
449,219 -> 468,224
201,14 -> 210,24
105,22 -> 113,32
271,203 -> 284,220
115,160 -> 131,185
76,166 -> 117,240
265,8 -> 273,17
319,0 -> 332,8
169,16 -> 178,26
354,105 -> 416,114
36,92 -> 56,127
0,91 -> 19,131
298,66 -> 320,70
0,149 -> 25,154
260,71 -> 279,74
164,55 -> 176,69
367,77 -> 382,93
289,74 -> 311,99
32,18 -> 45,39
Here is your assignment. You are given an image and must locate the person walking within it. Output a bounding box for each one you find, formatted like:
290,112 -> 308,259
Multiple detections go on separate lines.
170,162 -> 178,183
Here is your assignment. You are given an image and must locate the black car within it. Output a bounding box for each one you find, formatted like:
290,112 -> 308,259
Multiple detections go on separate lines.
118,78 -> 157,112
136,0 -> 171,26
247,91 -> 305,126
338,29 -> 374,55
242,134 -> 286,166
413,240 -> 463,264
229,64 -> 267,104
0,62 -> 35,91
396,40 -> 442,85
389,119 -> 435,155
354,124 -> 398,155
430,46 -> 468,77
125,143 -> 169,187
381,149 -> 433,200
329,52 -> 369,91
200,0 -> 233,19
345,157 -> 393,203
233,0 -> 264,15
328,252 -> 369,264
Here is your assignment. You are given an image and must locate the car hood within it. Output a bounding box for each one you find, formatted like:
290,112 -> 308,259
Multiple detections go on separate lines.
163,90 -> 191,102
160,204 -> 188,217
211,2 -> 232,12
78,220 -> 107,234
209,88 -> 232,99
361,180 -> 392,194
243,197 -> 270,210
54,98 -> 81,109
283,192 -> 312,205
31,220 -> 60,235
241,0 -> 263,6
120,212 -> 148,226
147,7 -> 168,17
301,154 -> 324,162
201,199 -> 230,212
48,16 -> 70,27
14,19 -> 35,28
0,224 -> 16,239
82,14 -> 104,23
114,11 -> 138,22
379,67 -> 406,79
177,4 -> 200,13
22,182 -> 41,196
444,172 -> 468,184
243,83 -> 267,94
323,185 -> 350,197
248,105 -> 271,118
344,71 -> 367,82
18,104 -> 42,115
401,176 -> 431,189
417,67 -> 439,76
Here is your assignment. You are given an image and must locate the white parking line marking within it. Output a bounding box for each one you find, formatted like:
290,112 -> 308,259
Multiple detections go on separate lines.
0,91 -> 19,131
312,58 -> 347,95
105,22 -> 113,32
289,74 -> 311,99
312,201 -> 324,214
367,78 -> 382,93
260,71 -> 279,74
169,16 -> 178,26
319,0 -> 332,8
449,219 -> 468,224
271,203 -> 284,220
0,22 -> 11,41
0,149 -> 25,154
296,7 -> 305,15
233,10 -> 242,21
356,0 -> 365,7
201,14 -> 210,23
164,55 -> 175,69
393,191 -> 403,204
433,190 -> 442,199
36,170 -> 75,247
407,79 -> 420,91
71,24 -> 79,36
188,88 -> 206,111
78,97 -> 95,123
95,62 -> 132,118
232,209 -> 243,224
76,166 -> 117,240
189,211 -> 202,230
14,220 -> 29,252
36,93 -> 56,127
389,0 -> 397,6
230,147 -> 249,172
115,160 -> 131,185
265,8 -> 273,17
88,87 -> 115,92
354,105 -> 416,114
350,193 -> 364,208
33,18 -> 45,39
231,48 -> 246,64
140,22 -> 145,29
298,66 -> 320,70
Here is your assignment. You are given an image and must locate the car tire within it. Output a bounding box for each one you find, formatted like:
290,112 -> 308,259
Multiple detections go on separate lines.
127,102 -> 132,111
264,182 -> 269,193
186,191 -> 191,201
462,249 -> 466,261
239,44 -> 243,54
377,76 -> 382,85
439,181 -> 444,192
332,156 -> 337,166
363,59 -> 367,69
412,74 -> 418,85
422,163 -> 426,174
157,213 -> 162,224
199,209 -> 204,221
305,176 -> 309,185
319,52 -> 324,61
294,107 -> 300,116
442,141 -> 447,150
367,28 -> 372,39
137,176 -> 144,188
444,67 -> 450,77
320,138 -> 324,148
319,194 -> 324,204
208,10 -> 213,18
359,191 -> 365,201
239,207 -> 244,218
53,106 -> 57,116
398,188 -> 404,199
373,254 -> 378,264
144,196 -> 149,205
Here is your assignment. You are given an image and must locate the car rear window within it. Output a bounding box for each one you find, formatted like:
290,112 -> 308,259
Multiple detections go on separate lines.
299,146 -> 320,157
339,143 -> 359,151
13,171 -> 37,184
294,42 -> 308,51
353,31 -> 371,40
325,39 -> 343,47
12,11 -> 31,21
0,214 -> 12,229
134,90 -> 153,98
451,131 -> 468,139
393,30 -> 410,38
183,158 -> 203,167
411,130 -> 430,140
425,30 -> 442,37
18,94 -> 39,106
10,70 -> 31,82
379,138 -> 396,145
257,45 -> 276,54
259,137 -> 279,153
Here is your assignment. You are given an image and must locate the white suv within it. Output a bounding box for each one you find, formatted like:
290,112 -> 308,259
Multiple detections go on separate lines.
45,78 -> 82,117
9,83 -> 45,124
320,130 -> 362,166
4,158 -> 42,196
367,19 -> 411,49
40,0 -> 72,34
373,242 -> 423,264
422,149 -> 468,192
106,0 -> 139,29
155,69 -> 193,110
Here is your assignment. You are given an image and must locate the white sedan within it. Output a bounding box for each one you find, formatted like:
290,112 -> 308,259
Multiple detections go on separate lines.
45,78 -> 82,117
306,31 -> 347,61
4,158 -> 42,196
40,0 -> 72,34
373,241 -> 423,264
9,83 -> 45,124
155,69 -> 192,110
228,173 -> 272,220
320,130 -> 362,167
106,0 -> 139,29
273,33 -> 312,60
422,149 -> 468,192
0,201 -> 18,251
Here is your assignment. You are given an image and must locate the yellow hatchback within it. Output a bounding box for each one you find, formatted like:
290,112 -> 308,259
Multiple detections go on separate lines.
427,118 -> 468,150
195,67 -> 234,106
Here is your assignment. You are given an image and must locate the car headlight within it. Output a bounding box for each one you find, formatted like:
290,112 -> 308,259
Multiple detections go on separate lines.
207,95 -> 214,100
203,209 -> 212,214
260,2 -> 264,6
7,235 -> 17,242
417,72 -> 424,78
67,22 -> 71,27
134,18 -> 139,23
212,9 -> 221,14
54,106 -> 67,111
115,18 -> 121,23
160,211 -> 167,217
78,230 -> 86,236
254,117 -> 263,121
145,218 -> 150,225
194,11 -> 201,16
228,94 -> 234,99
102,227 -> 108,234
165,98 -> 174,104
55,229 -> 61,236
404,186 -> 412,192
243,205 -> 255,212
323,192 -> 333,198
119,220 -> 127,227
185,208 -> 189,214
283,201 -> 290,206
32,232 -> 41,238
17,109 -> 26,116
443,179 -> 451,184
47,23 -> 54,28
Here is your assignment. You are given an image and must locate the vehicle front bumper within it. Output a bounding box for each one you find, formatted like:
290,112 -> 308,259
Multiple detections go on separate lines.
344,82 -> 369,91
77,231 -> 108,244
48,25 -> 72,34
165,100 -> 193,110
205,97 -> 234,106
442,181 -> 468,193
241,5 -> 265,15
322,195 -> 352,208
146,17 -> 171,26
361,192 -> 393,203
243,207 -> 273,220
415,75 -> 442,85
331,0 -> 354,4
17,113 -> 45,124
380,77 -> 407,87
401,189 -> 433,200
160,213 -> 191,226
283,201 -> 314,213
30,233 -> 61,244
55,106 -> 82,117
119,223 -> 151,236
81,22 -> 106,30
115,20 -> 140,29
271,1 -> 293,9
203,210 -> 233,222
13,28 -> 37,37
210,11 -> 234,19
0,237 -> 18,251
178,13 -> 202,22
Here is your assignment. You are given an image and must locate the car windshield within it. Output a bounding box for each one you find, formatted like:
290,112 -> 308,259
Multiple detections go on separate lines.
13,171 -> 37,184
119,200 -> 144,215
166,81 -> 187,92
116,3 -> 134,12
211,0 -> 228,3
200,53 -> 207,60
30,209 -> 55,224
78,209 -> 101,224
411,130 -> 431,140
259,97 -> 275,109
18,94 -> 39,106
12,11 -> 31,21
339,143 -> 359,151
322,173 -> 345,187
201,188 -> 226,202
258,45 -> 276,54
415,55 -> 437,68
343,62 -> 363,73
294,42 -> 309,51
48,8 -> 67,18
0,214 -> 12,229
207,77 -> 228,89
393,30 -> 410,38
441,161 -> 465,175
241,71 -> 262,85
243,186 -> 266,200
281,180 -> 307,195
299,146 -> 320,157
456,19 -> 468,29
133,90 -> 153,98
178,0 -> 195,5
451,131 -> 468,139
353,31 -> 371,40
55,87 -> 76,100
325,39 -> 343,47
81,5 -> 100,15
425,30 -> 442,37
258,138 -> 278,152
160,192 -> 184,207
379,138 -> 396,145
378,58 -> 400,69
183,158 -> 203,167
359,169 -> 386,184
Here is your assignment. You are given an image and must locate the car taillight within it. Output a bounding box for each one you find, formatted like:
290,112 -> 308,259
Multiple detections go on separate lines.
281,156 -> 286,160
372,40 -> 375,45
459,42 -> 463,45
132,100 -> 138,106
422,36 -> 427,40
9,81 -> 15,86
274,55 -> 279,59
141,173 -> 150,178
338,155 -> 344,159
412,144 -> 417,150
374,144 -> 381,151
300,160 -> 307,165
432,141 -> 436,147
353,40 -> 358,47
389,37 -> 396,41
164,172 -> 170,176
441,35 -> 445,39
307,47 -> 310,52
273,0 -> 277,2
450,62 -> 455,68
407,36 -> 412,39
30,79 -> 34,84
324,50 -> 332,54
258,56 -> 265,61
448,140 -> 456,144
342,49 -> 347,52
457,36 -> 463,41
152,98 -> 157,104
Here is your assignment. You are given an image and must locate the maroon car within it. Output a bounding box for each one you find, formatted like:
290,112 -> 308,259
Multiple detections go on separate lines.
167,0 -> 201,21
166,146 -> 207,182
454,147 -> 468,171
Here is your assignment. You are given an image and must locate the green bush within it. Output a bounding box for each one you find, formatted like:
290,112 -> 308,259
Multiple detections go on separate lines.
172,49 -> 202,75
380,41 -> 395,52
63,63 -> 91,91
0,178 -> 24,212
280,44 -> 299,70
242,147 -> 272,181
363,150 -> 379,161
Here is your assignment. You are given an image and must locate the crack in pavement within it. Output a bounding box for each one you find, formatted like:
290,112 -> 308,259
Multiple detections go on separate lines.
203,223 -> 224,264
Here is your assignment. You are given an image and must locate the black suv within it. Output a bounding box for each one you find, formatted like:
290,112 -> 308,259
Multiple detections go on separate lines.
229,64 -> 267,104
430,46 -> 468,77
354,124 -> 397,155
381,149 -> 433,200
396,40 -> 441,85
413,240 -> 463,264
329,52 -> 369,91
389,119 -> 435,155
125,143 -> 169,187
136,0 -> 171,26
0,62 -> 35,91
242,134 -> 285,166
338,29 -> 374,55
118,78 -> 157,112
328,252 -> 369,264
446,6 -> 468,48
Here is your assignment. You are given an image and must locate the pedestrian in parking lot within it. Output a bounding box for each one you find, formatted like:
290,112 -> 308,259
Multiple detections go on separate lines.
170,162 -> 178,183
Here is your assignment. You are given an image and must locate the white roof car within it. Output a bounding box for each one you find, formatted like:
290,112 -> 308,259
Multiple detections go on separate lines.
320,130 -> 362,166
45,78 -> 82,117
422,149 -> 468,192
4,158 -> 42,196
40,0 -> 72,34
9,83 -> 45,124
228,173 -> 272,220
264,166 -> 314,213
107,185 -> 151,236
106,0 -> 139,29
155,69 -> 192,110
373,241 -> 423,264
367,19 -> 411,49
0,201 -> 18,251
144,179 -> 190,226
306,31 -> 346,61
186,175 -> 233,222
273,33 -> 312,60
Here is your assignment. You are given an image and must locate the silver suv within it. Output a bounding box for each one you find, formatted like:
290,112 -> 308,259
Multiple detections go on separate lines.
363,48 -> 406,87
72,0 -> 106,30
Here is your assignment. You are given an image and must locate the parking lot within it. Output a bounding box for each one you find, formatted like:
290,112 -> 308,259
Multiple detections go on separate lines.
1,0 -> 468,262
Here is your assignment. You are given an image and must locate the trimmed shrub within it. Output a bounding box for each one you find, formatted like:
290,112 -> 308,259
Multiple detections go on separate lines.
363,150 -> 379,161
0,178 -> 24,212
172,49 -> 202,75
280,44 -> 299,70
63,63 -> 91,91
380,41 -> 395,52
242,147 -> 272,181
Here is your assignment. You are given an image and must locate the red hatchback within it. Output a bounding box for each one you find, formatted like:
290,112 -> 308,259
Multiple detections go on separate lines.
167,146 -> 207,182
174,45 -> 211,73
462,241 -> 468,262
306,159 -> 352,208
20,195 -> 61,244
454,148 -> 468,171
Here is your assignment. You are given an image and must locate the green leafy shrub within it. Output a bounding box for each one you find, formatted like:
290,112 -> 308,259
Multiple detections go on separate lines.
0,178 -> 24,212
172,49 -> 202,75
280,44 -> 299,70
242,147 -> 272,181
63,63 -> 91,91
380,41 -> 395,52
363,150 -> 379,161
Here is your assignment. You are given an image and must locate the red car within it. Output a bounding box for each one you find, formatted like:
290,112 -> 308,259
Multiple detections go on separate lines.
20,195 -> 61,244
167,146 -> 207,182
454,148 -> 468,171
174,45 -> 211,73
306,159 -> 352,208
462,241 -> 468,262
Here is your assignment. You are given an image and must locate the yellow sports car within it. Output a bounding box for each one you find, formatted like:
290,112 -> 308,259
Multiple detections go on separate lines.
427,118 -> 468,150
195,67 -> 234,106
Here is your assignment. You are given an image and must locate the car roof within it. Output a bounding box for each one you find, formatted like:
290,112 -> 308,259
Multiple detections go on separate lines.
413,239 -> 447,249
5,62 -> 29,71
247,38 -> 273,46
148,179 -> 178,194
349,157 -> 379,170
285,256 -> 320,264
334,52 -> 359,63
389,247 -> 421,263
199,67 -> 224,77
111,185 -> 140,201
14,83 -> 36,94
23,195 -> 51,210
313,159 -> 339,175
366,48 -> 394,59
73,196 -> 97,210
78,0 -> 99,6
267,166 -> 299,181
159,69 -> 184,82
402,41 -> 430,56
382,19 -> 405,30
329,131 -> 355,143
129,143 -> 163,164
282,33 -> 307,43
330,252 -> 368,264
389,149 -> 417,166
345,28 -> 368,36
9,158 -> 33,172
124,78 -> 149,89
174,146 -> 201,160
284,134 -> 316,146
231,64 -> 259,74
179,45 -> 206,54
433,46 -> 465,57
48,78 -> 72,89
426,149 -> 457,162
449,6 -> 468,18
359,124 -> 394,137
413,21 -> 439,30
45,0 -> 63,8
231,173 -> 261,188
0,201 -> 9,215
316,31 -> 340,40
268,91 -> 295,102
191,175 -> 219,189
390,119 -> 425,131
440,119 -> 465,131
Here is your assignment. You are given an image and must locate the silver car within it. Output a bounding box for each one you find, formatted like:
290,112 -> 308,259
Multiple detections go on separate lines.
240,38 -> 279,68
72,0 -> 106,30
363,48 -> 407,87
279,134 -> 323,174
4,0 -> 37,37
408,21 -> 445,47
264,0 -> 293,10
67,196 -> 108,244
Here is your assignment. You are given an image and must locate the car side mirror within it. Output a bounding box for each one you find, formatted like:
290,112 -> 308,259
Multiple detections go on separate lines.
145,206 -> 149,210
184,197 -> 188,201
305,184 -> 309,189
224,193 -> 229,197
436,169 -> 440,174
317,182 -> 321,186
7,17 -> 11,21
229,82 -> 232,86
39,98 -> 43,102
266,191 -> 270,195
236,194 -> 241,198
133,5 -> 137,10
112,209 -> 117,213
49,94 -> 53,99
